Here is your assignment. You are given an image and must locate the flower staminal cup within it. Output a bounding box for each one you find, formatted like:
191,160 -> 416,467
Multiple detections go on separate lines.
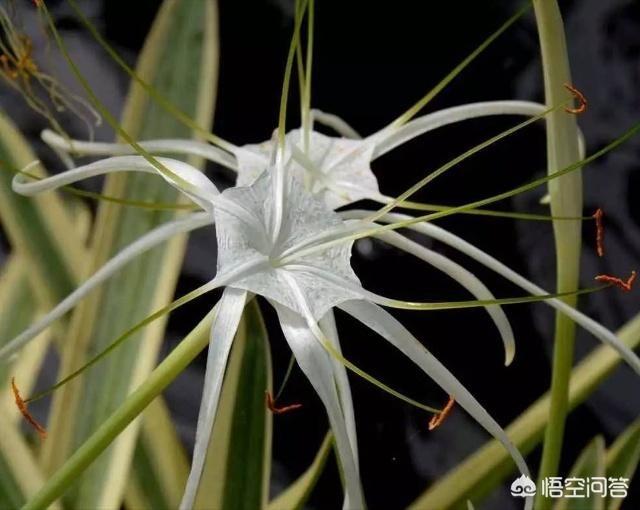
234,128 -> 379,210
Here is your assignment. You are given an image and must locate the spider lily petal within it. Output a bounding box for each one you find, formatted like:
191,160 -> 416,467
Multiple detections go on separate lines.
320,310 -> 359,460
236,103 -> 517,204
13,155 -> 220,212
180,287 -> 247,510
338,299 -> 533,510
0,212 -> 212,360
233,100 -> 587,213
353,228 -> 514,365
375,230 -> 514,365
344,211 -> 640,375
12,151 -> 268,242
287,260 -> 516,364
310,109 -> 362,139
41,129 -> 239,171
368,100 -> 586,160
275,303 -> 364,509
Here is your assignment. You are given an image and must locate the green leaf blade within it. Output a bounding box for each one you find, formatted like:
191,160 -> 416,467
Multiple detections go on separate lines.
39,0 -> 220,507
553,437 -> 606,510
195,300 -> 273,510
605,420 -> 640,510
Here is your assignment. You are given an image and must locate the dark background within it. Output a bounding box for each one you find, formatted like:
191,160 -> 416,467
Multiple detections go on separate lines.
1,0 -> 639,508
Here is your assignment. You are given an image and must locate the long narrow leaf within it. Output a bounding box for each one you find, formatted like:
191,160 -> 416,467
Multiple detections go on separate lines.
194,300 -> 273,510
41,1 -> 219,507
0,413 -> 62,510
124,399 -> 191,510
533,3 -> 584,503
605,420 -> 640,510
0,257 -> 59,508
554,437 -> 606,510
23,308 -> 216,510
0,110 -> 85,308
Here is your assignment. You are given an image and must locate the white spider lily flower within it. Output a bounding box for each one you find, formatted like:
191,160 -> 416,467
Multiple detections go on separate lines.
6,148 -> 517,364
186,169 -> 532,510
5,152 -> 538,509
41,100 -> 585,210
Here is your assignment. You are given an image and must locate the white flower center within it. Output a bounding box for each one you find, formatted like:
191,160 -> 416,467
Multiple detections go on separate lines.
235,129 -> 380,209
214,170 -> 363,319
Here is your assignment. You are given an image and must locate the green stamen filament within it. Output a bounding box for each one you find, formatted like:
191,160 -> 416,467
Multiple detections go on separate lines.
65,0 -> 237,154
25,281 -> 216,404
388,2 -> 532,128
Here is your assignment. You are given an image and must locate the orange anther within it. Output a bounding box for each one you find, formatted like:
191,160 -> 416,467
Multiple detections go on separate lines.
595,270 -> 637,292
10,377 -> 47,440
266,391 -> 302,415
593,208 -> 605,257
428,395 -> 455,431
0,35 -> 37,82
563,83 -> 587,114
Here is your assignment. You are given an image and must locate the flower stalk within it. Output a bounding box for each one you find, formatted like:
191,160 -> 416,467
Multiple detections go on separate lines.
532,1 -> 584,506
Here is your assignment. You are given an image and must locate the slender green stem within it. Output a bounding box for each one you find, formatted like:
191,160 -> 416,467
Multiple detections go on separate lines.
278,0 -> 308,149
65,0 -> 236,154
389,2 -> 531,128
533,1 -> 583,507
23,310 -> 215,510
274,353 -> 297,401
303,0 -> 314,152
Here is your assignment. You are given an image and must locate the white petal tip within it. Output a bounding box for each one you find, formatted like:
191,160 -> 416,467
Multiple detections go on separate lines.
12,160 -> 41,194
41,129 -> 65,148
504,347 -> 515,367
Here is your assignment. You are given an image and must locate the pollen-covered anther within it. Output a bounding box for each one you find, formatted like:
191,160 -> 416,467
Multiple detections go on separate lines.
595,270 -> 637,292
10,377 -> 47,440
265,391 -> 303,415
563,83 -> 587,115
428,395 -> 455,431
593,208 -> 605,257
0,36 -> 38,81
0,5 -> 101,137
